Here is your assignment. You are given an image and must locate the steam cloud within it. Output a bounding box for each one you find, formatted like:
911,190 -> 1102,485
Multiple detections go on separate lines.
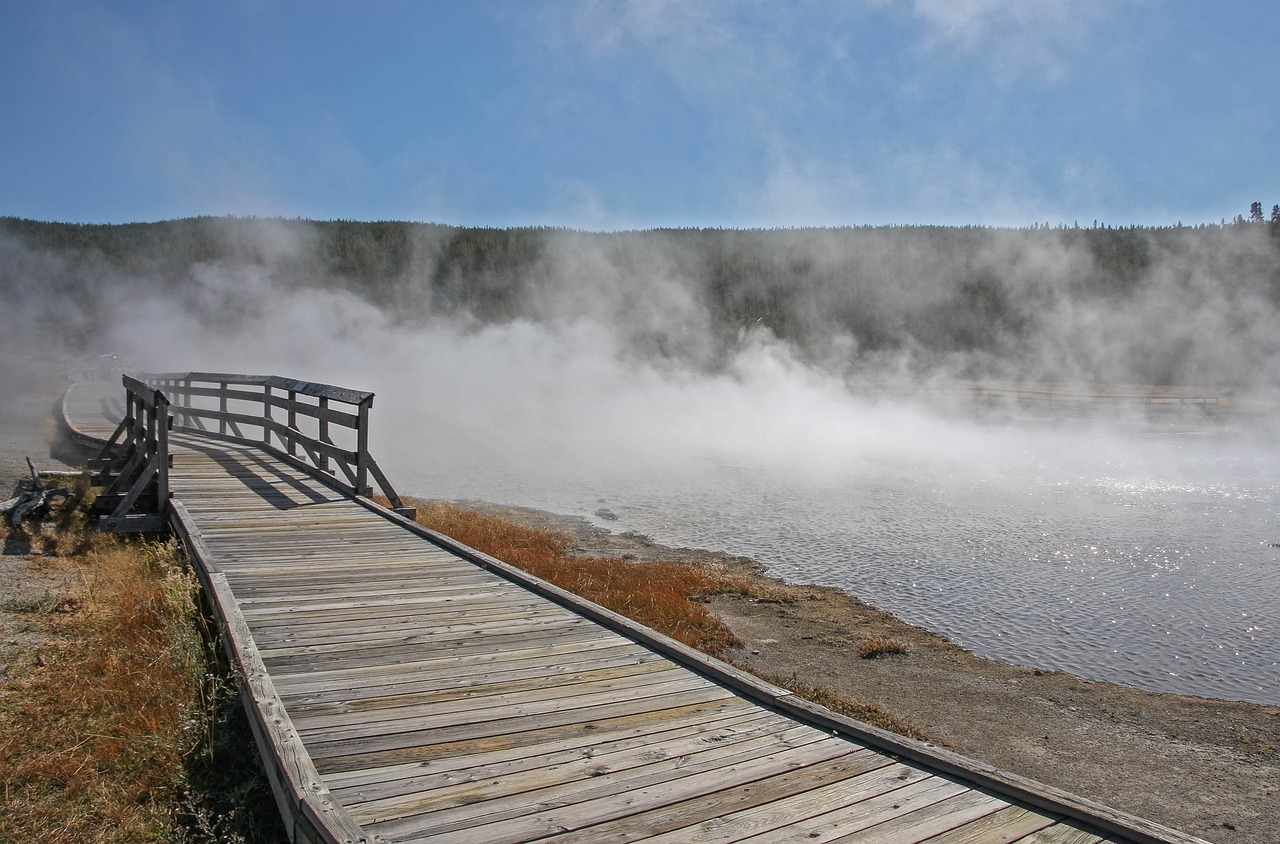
1,219 -> 1276,499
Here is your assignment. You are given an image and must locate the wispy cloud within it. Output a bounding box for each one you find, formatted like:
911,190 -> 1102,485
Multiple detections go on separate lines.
544,0 -> 801,110
905,0 -> 1127,82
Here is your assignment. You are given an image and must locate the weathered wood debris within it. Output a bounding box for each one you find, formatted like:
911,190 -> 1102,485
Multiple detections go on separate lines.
0,458 -> 72,528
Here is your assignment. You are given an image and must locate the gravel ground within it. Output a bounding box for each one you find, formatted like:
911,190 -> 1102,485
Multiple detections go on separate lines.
0,357 -> 85,684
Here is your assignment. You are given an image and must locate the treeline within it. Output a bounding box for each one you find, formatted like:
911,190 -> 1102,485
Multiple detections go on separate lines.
3,213 -> 1279,386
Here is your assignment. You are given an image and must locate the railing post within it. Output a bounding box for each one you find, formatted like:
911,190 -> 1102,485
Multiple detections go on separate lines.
219,381 -> 228,436
318,397 -> 331,472
133,391 -> 145,452
356,396 -> 372,497
157,390 -> 170,507
146,392 -> 157,454
287,389 -> 298,457
263,383 -> 273,448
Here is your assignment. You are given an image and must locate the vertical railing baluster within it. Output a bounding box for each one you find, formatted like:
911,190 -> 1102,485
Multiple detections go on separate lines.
318,397 -> 331,473
156,390 -> 170,509
263,383 -> 273,448
219,380 -> 228,436
356,396 -> 372,497
288,389 -> 298,458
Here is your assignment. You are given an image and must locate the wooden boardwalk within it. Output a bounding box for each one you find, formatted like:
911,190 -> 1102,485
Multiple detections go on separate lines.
60,378 -> 1208,844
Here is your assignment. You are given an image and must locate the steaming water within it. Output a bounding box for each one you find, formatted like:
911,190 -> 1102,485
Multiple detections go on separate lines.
412,417 -> 1280,706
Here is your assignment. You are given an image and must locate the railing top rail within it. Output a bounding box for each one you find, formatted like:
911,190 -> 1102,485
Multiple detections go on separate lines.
122,374 -> 170,408
141,371 -> 374,405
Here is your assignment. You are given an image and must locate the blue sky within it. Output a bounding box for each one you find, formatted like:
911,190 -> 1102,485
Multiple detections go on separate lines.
1,1 -> 1275,229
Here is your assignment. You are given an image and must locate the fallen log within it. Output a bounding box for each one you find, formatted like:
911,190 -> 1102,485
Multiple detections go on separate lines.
1,458 -> 71,528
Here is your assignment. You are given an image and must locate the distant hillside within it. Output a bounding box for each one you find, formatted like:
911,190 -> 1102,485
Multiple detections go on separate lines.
3,215 -> 1278,388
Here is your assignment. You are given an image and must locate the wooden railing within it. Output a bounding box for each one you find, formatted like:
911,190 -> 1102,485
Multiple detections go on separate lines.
90,372 -> 414,531
954,380 -> 1231,409
142,372 -> 413,518
91,375 -> 171,533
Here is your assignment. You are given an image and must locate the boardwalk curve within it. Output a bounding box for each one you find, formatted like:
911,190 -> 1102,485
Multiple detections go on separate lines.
60,376 -> 1209,844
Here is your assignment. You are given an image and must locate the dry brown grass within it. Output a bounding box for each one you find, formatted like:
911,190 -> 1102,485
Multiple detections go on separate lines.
0,534 -> 205,842
413,500 -> 744,658
747,669 -> 932,741
857,637 -> 909,659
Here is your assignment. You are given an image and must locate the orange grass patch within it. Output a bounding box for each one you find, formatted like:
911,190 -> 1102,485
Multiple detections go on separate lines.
404,499 -> 931,741
413,500 -> 744,658
0,536 -> 205,842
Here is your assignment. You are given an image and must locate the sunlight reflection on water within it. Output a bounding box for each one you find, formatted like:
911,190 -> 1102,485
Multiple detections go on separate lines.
416,422 -> 1280,705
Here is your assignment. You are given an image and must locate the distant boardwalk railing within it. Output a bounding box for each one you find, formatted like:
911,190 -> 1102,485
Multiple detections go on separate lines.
91,372 -> 415,531
955,380 -> 1231,410
144,372 -> 412,513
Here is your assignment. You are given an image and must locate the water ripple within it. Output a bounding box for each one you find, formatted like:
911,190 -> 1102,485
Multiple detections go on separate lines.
422,427 -> 1280,705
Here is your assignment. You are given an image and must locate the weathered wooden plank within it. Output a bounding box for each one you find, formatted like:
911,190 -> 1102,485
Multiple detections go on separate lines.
344,719 -> 827,815
282,656 -> 674,712
250,605 -> 581,640
824,788 -> 1011,843
918,804 -> 1059,844
250,606 -> 571,650
630,770 -> 948,844
548,756 -> 917,844
269,635 -> 644,691
1016,824 -> 1108,844
239,583 -> 539,609
260,624 -> 616,674
247,605 -> 570,645
212,554 -> 463,573
237,587 -> 546,619
367,736 -> 859,843
271,643 -> 656,703
708,776 -> 973,844
238,587 -> 535,618
311,697 -> 758,776
235,572 -> 518,598
324,707 -> 779,796
305,684 -> 739,762
231,573 -> 499,599
290,666 -> 703,736
294,671 -> 724,744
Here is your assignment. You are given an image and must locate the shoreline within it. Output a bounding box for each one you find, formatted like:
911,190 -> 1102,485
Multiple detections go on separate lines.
456,499 -> 1279,844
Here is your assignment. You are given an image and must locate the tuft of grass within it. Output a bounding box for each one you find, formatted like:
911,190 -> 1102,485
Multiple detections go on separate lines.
0,592 -> 78,615
858,637 -> 909,659
414,501 -> 744,658
748,670 -> 932,742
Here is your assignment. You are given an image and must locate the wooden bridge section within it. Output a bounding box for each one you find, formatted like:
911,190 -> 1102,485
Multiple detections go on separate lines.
60,375 -> 1208,844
